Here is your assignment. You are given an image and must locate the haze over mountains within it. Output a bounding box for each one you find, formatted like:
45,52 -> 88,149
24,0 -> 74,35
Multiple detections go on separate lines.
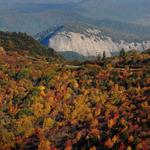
1,0 -> 150,34
0,0 -> 150,58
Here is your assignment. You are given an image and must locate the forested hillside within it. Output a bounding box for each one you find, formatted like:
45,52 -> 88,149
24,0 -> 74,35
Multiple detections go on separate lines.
0,31 -> 58,57
0,47 -> 149,149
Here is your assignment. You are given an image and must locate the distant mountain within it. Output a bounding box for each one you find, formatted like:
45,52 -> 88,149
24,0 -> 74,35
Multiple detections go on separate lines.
0,0 -> 150,37
94,19 -> 150,42
37,23 -> 150,58
0,1 -> 82,35
78,0 -> 150,25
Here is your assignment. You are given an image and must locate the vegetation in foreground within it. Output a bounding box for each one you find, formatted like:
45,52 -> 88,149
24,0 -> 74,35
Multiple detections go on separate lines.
0,47 -> 150,150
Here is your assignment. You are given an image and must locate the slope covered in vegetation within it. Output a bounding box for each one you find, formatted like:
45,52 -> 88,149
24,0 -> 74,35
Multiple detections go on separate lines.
0,48 -> 150,149
0,31 -> 58,57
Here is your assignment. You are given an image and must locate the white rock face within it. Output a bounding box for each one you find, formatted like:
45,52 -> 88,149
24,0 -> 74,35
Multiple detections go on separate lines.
117,40 -> 150,52
49,29 -> 150,57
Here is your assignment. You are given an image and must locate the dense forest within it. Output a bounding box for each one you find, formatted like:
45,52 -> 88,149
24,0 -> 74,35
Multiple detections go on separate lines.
0,41 -> 150,149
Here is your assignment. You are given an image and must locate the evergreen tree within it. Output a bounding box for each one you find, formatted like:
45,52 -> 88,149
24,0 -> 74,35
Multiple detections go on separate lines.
97,53 -> 101,62
102,51 -> 106,61
120,48 -> 126,57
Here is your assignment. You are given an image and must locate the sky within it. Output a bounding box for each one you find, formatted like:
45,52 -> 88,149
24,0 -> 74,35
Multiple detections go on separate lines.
0,0 -> 82,4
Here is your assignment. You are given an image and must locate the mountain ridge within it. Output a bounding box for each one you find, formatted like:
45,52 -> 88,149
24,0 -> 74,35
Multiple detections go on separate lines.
37,23 -> 150,58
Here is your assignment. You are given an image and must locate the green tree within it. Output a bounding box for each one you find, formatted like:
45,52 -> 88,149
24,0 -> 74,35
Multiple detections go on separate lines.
120,48 -> 126,57
102,51 -> 106,61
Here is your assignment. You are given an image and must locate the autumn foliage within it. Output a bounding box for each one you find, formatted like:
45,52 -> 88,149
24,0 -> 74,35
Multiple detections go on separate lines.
0,49 -> 150,149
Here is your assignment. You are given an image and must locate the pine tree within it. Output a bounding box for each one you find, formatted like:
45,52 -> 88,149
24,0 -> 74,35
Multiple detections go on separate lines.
120,48 -> 126,57
102,51 -> 106,61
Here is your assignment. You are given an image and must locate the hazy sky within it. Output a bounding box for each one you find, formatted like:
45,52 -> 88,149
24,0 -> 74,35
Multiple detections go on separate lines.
0,0 -> 82,4
0,0 -> 81,9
